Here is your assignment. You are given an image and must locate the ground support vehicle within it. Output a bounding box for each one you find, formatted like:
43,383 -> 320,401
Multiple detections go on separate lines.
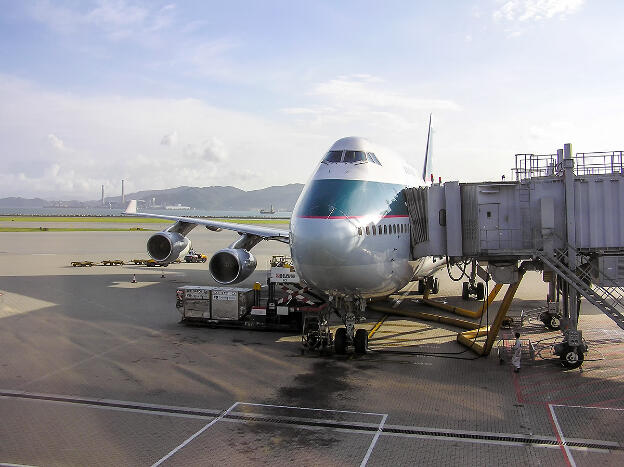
70,261 -> 96,267
101,259 -> 124,266
184,250 -> 207,263
175,256 -> 326,332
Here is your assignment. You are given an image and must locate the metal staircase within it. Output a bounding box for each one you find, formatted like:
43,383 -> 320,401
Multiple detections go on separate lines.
535,245 -> 624,331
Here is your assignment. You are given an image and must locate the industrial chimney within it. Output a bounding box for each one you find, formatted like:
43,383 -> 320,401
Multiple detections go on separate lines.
121,179 -> 125,205
101,185 -> 104,206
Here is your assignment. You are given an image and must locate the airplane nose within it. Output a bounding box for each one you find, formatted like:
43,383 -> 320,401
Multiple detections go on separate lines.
290,217 -> 364,291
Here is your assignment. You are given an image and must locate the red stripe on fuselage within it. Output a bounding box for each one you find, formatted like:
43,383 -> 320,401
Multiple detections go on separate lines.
297,215 -> 409,219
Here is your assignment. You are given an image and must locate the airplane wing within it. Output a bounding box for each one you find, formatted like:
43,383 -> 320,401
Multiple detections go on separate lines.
123,200 -> 289,243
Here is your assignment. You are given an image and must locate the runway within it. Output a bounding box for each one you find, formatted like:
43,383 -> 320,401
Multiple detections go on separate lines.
1,220 -> 623,466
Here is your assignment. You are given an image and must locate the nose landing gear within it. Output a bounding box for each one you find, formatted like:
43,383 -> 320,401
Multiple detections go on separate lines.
301,296 -> 369,356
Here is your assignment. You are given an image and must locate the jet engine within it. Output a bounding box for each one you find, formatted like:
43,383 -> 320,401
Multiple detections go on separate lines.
147,231 -> 191,263
209,248 -> 257,284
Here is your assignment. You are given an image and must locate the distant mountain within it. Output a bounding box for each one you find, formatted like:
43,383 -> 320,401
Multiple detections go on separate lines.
101,184 -> 304,211
0,197 -> 48,208
0,184 -> 305,211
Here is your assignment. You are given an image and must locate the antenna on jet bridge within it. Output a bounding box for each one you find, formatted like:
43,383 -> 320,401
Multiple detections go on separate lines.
421,113 -> 433,183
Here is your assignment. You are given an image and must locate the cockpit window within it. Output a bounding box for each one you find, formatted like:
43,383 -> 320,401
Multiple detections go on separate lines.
323,150 -> 343,163
343,150 -> 367,163
367,152 -> 381,165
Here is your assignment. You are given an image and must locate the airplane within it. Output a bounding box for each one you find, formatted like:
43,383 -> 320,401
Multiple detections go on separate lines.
124,122 -> 445,355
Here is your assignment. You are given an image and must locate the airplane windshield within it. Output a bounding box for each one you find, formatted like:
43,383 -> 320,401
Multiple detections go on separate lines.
367,152 -> 382,165
343,151 -> 367,163
323,150 -> 343,163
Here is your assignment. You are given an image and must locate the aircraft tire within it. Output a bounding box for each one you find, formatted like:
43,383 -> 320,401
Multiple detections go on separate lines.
462,282 -> 469,300
560,347 -> 584,369
476,282 -> 485,301
432,278 -> 440,295
334,328 -> 347,355
354,329 -> 368,354
547,315 -> 561,330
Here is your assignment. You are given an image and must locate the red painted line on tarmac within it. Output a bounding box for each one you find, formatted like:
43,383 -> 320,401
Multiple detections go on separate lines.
518,369 -> 563,384
546,404 -> 573,467
512,371 -> 524,404
525,379 -> 598,399
547,384 -> 624,406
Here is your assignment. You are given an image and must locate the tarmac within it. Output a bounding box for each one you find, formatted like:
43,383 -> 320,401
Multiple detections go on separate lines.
1,219 -> 623,466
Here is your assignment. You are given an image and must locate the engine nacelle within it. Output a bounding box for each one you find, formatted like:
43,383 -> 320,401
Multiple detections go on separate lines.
147,231 -> 191,263
209,248 -> 257,284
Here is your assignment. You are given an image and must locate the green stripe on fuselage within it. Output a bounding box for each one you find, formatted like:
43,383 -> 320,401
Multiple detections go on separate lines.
295,179 -> 407,218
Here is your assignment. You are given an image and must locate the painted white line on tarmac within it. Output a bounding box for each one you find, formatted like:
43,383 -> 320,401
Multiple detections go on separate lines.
21,338 -> 140,388
551,403 -> 624,411
151,402 -> 239,467
361,413 -> 387,467
549,404 -> 576,467
239,401 -> 385,416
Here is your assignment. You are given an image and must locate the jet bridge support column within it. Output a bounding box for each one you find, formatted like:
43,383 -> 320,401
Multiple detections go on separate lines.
457,270 -> 525,356
563,144 -> 579,329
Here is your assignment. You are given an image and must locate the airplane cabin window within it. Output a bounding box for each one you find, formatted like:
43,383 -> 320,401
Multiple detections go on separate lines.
323,150 -> 343,163
357,227 -> 362,236
393,224 -> 397,234
365,226 -> 370,235
372,225 -> 376,235
383,225 -> 387,234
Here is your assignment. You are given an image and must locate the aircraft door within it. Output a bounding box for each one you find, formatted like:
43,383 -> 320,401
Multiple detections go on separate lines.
479,203 -> 500,250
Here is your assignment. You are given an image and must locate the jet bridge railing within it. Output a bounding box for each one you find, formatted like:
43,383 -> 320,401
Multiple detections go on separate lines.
575,151 -> 624,176
537,233 -> 624,331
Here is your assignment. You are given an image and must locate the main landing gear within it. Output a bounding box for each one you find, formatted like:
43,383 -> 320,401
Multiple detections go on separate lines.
418,276 -> 439,295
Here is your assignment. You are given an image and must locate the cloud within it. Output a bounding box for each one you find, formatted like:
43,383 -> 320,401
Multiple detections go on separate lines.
160,130 -> 178,146
47,133 -> 67,151
0,74 -> 323,200
183,137 -> 228,163
29,0 -> 175,40
280,75 -> 460,139
312,76 -> 461,112
493,0 -> 584,22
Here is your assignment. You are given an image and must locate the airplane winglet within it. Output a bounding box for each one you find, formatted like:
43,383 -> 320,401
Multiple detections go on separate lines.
124,200 -> 137,215
422,113 -> 433,183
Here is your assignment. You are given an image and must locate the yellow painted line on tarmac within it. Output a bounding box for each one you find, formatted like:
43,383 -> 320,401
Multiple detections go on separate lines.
368,314 -> 388,339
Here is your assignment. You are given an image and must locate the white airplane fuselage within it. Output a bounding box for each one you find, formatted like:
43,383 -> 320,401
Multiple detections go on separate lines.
290,137 -> 425,298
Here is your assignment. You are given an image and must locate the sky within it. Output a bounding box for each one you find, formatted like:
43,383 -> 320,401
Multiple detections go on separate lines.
1,0 -> 623,200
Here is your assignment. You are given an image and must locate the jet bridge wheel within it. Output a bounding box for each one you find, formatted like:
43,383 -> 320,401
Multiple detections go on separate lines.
334,328 -> 347,355
540,313 -> 562,330
354,329 -> 368,354
560,347 -> 584,369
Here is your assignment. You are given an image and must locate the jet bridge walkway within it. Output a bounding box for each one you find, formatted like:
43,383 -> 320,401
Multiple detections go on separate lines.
403,143 -> 624,368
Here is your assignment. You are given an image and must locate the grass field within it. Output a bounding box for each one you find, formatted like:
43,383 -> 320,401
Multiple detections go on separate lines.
0,216 -> 290,224
0,227 -> 155,232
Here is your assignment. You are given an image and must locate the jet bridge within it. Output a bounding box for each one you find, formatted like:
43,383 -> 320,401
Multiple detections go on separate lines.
403,144 -> 624,368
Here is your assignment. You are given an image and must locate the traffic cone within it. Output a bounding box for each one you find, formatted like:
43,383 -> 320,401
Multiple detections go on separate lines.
131,274 -> 137,283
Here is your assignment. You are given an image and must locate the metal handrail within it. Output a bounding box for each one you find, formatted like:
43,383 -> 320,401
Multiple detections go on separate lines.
547,236 -> 624,308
